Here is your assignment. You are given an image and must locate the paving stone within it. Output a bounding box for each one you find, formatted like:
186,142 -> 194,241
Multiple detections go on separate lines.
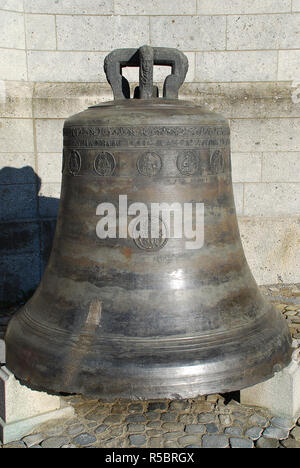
271,417 -> 295,430
147,421 -> 161,428
107,426 -> 124,437
291,426 -> 300,441
164,440 -> 180,448
263,426 -> 289,440
206,423 -> 219,434
225,426 -> 243,436
86,413 -> 107,423
98,398 -> 118,405
233,419 -> 245,427
230,437 -> 254,449
285,310 -> 298,317
111,403 -> 128,414
102,437 -> 121,448
147,430 -> 164,437
75,403 -> 98,418
161,413 -> 177,422
29,445 -> 42,449
103,414 -> 123,424
94,424 -> 108,434
185,424 -> 206,434
164,432 -> 183,440
39,424 -> 65,437
126,414 -> 147,423
41,437 -> 70,449
3,441 -> 26,449
169,400 -> 190,411
84,413 -> 100,422
128,403 -> 143,413
22,433 -> 45,448
67,424 -> 85,436
178,435 -> 202,447
72,433 -> 97,446
87,422 -> 98,428
148,437 -> 163,448
178,414 -> 196,424
161,422 -> 185,432
232,411 -> 249,419
244,426 -> 264,440
219,415 -> 232,426
61,444 -> 77,448
127,424 -> 145,433
145,412 -> 160,420
202,435 -> 229,448
88,406 -> 108,416
198,413 -> 216,423
129,434 -> 146,446
65,418 -> 80,426
148,402 -> 168,412
256,437 -> 280,449
280,438 -> 300,448
192,401 -> 213,413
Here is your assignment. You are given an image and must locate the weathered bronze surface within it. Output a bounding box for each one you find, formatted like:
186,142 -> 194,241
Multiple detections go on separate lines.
5,46 -> 292,398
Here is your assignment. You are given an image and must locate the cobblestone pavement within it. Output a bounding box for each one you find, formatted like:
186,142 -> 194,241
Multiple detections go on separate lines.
0,283 -> 299,449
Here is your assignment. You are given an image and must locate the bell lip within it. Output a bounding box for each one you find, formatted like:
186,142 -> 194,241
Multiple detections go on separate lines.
4,346 -> 293,401
5,304 -> 293,400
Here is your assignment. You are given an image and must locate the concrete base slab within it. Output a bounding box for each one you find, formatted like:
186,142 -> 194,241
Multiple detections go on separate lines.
0,366 -> 74,444
0,403 -> 74,445
241,349 -> 300,420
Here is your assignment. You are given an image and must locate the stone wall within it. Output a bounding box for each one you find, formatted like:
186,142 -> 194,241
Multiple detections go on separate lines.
0,0 -> 299,302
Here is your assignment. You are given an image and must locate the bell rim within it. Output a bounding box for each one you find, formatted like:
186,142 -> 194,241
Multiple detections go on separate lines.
5,302 -> 292,399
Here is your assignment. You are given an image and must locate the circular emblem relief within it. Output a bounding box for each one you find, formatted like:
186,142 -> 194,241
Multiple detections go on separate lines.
177,151 -> 199,176
133,215 -> 168,252
94,152 -> 116,176
210,150 -> 225,174
68,150 -> 81,176
137,152 -> 162,177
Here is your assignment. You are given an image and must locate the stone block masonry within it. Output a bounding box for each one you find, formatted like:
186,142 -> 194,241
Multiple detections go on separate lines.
0,1 -> 299,303
278,51 -> 300,81
23,0 -> 114,15
25,14 -> 56,50
196,0 -> 292,15
0,10 -> 25,49
0,366 -> 75,444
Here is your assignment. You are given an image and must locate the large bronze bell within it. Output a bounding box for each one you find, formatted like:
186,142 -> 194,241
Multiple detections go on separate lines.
5,46 -> 292,398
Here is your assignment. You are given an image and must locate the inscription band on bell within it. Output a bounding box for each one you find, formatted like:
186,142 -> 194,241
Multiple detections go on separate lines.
64,125 -> 230,150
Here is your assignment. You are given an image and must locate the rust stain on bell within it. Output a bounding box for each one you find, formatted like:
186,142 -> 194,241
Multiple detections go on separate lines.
5,46 -> 292,398
122,247 -> 132,261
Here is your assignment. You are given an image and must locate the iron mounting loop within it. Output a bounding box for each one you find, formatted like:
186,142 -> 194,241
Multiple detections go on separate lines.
104,45 -> 189,100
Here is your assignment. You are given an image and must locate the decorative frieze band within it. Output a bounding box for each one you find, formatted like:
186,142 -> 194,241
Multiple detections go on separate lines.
64,148 -> 228,178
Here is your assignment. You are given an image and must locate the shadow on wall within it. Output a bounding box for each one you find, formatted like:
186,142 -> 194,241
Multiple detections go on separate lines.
0,166 -> 59,305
